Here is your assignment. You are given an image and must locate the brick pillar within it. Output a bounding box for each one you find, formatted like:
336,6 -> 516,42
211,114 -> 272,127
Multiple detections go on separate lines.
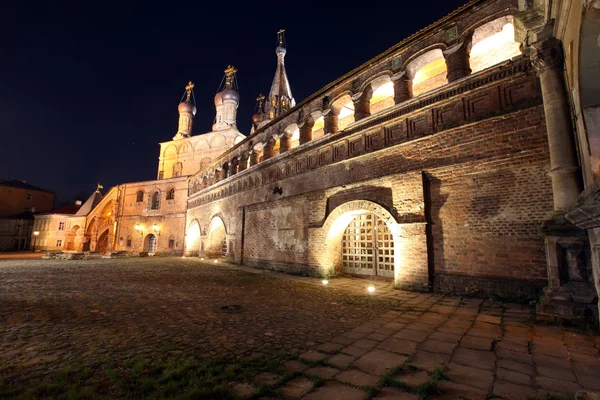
238,154 -> 248,172
228,160 -> 238,177
443,42 -> 471,83
352,90 -> 371,121
532,38 -> 582,209
280,134 -> 292,152
214,169 -> 221,182
263,138 -> 275,160
250,149 -> 261,166
299,120 -> 314,145
323,108 -> 339,135
392,72 -> 413,104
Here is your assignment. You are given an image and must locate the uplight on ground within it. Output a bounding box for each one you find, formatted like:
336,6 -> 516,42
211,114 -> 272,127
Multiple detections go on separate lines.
367,285 -> 375,293
322,279 -> 329,285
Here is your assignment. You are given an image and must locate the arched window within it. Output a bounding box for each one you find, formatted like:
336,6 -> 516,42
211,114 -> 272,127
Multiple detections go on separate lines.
126,235 -> 132,247
166,188 -> 175,200
136,190 -> 144,202
150,191 -> 160,210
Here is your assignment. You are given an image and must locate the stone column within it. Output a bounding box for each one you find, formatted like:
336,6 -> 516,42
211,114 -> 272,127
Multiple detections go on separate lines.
228,160 -> 238,177
391,71 -> 413,104
250,149 -> 261,166
352,89 -> 371,121
214,169 -> 221,182
323,108 -> 339,135
280,134 -> 292,152
263,138 -> 275,160
299,120 -> 314,145
532,37 -> 582,209
238,154 -> 248,172
443,42 -> 471,83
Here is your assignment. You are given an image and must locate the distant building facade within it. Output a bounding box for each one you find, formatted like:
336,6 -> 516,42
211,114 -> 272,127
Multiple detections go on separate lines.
0,179 -> 54,217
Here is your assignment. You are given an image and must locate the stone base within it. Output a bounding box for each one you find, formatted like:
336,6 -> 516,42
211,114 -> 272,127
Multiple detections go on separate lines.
64,252 -> 85,260
434,272 -> 546,300
536,283 -> 598,324
84,252 -> 103,259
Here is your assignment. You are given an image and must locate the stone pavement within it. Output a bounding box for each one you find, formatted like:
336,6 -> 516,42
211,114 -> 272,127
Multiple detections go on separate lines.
0,257 -> 599,399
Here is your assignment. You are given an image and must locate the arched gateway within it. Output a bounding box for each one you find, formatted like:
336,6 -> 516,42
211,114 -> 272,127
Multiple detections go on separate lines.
322,200 -> 401,279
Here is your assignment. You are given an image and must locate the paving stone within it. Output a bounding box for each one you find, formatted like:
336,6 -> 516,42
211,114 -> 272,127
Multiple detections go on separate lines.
342,345 -> 371,357
367,332 -> 390,342
476,314 -> 501,324
496,339 -> 529,353
496,367 -> 531,385
278,376 -> 314,399
378,338 -> 418,356
496,349 -> 533,364
497,359 -> 535,375
459,335 -> 493,351
452,347 -> 496,370
232,383 -> 258,398
353,338 -> 379,350
302,381 -> 368,400
437,380 -> 487,399
373,387 -> 419,399
533,343 -> 569,358
299,350 -> 328,363
316,341 -> 344,354
428,331 -> 461,344
420,339 -> 456,355
410,350 -> 450,371
305,366 -> 340,379
533,353 -> 572,370
281,360 -> 308,373
336,368 -> 380,387
327,353 -> 356,369
393,329 -> 429,342
353,350 -> 407,376
536,366 -> 577,381
395,370 -> 430,388
445,362 -> 494,390
573,361 -> 600,391
255,372 -> 280,386
331,335 -> 357,346
493,380 -> 537,399
535,376 -> 581,394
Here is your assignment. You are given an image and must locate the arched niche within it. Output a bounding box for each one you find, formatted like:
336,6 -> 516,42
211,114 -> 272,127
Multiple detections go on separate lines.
407,48 -> 448,97
470,16 -> 521,73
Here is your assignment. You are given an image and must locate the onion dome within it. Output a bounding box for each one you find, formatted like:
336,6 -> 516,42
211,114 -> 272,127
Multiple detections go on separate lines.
178,100 -> 196,115
214,92 -> 223,106
221,88 -> 240,103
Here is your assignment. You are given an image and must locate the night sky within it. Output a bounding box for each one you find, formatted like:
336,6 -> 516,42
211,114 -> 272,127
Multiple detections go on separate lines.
2,0 -> 467,204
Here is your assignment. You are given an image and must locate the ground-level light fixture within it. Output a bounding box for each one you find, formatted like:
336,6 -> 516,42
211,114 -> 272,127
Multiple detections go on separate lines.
367,285 -> 376,293
322,279 -> 329,285
200,257 -> 204,260
33,231 -> 39,236
213,259 -> 218,263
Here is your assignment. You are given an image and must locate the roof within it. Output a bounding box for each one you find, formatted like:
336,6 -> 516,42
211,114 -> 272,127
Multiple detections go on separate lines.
0,211 -> 34,220
49,203 -> 82,215
75,191 -> 104,216
0,179 -> 54,194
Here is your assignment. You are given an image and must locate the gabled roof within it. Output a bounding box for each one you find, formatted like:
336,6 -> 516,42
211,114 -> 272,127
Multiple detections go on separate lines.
50,203 -> 82,215
75,191 -> 103,216
0,179 -> 54,194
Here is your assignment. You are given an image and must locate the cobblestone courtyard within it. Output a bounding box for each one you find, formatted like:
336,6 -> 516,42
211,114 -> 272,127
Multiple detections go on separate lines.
1,257 -> 599,399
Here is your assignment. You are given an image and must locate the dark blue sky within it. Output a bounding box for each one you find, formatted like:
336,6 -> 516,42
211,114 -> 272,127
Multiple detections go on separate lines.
1,0 -> 467,203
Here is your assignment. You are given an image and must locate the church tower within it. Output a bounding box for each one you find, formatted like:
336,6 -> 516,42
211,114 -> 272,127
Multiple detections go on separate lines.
213,65 -> 240,131
264,29 -> 295,121
173,81 -> 196,140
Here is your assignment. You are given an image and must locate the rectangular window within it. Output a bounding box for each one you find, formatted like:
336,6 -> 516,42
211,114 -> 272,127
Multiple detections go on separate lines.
168,239 -> 175,249
126,238 -> 132,247
56,240 -> 62,247
58,221 -> 65,231
27,194 -> 32,200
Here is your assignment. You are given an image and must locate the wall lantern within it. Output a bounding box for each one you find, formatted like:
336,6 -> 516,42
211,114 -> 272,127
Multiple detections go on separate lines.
152,224 -> 160,236
135,224 -> 144,236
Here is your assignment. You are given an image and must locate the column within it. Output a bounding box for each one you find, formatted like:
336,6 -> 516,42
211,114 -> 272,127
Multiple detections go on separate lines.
299,120 -> 314,145
532,37 -> 582,209
352,89 -> 371,121
238,154 -> 248,172
392,71 -> 413,104
443,42 -> 471,83
280,134 -> 292,152
323,108 -> 339,135
250,149 -> 261,166
229,160 -> 238,177
263,138 -> 276,160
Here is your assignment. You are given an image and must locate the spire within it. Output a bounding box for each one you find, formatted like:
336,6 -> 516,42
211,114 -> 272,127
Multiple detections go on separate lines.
265,29 -> 295,120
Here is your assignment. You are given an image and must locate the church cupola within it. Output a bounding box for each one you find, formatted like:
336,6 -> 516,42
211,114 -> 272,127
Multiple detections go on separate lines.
251,93 -> 266,131
213,65 -> 240,131
265,29 -> 295,121
174,81 -> 196,140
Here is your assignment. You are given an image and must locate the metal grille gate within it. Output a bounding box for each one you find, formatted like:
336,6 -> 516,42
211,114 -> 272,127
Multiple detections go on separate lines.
341,213 -> 394,277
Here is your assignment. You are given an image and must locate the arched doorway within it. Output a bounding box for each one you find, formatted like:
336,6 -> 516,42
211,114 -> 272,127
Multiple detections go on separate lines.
144,234 -> 157,254
322,200 -> 401,279
207,216 -> 227,258
341,212 -> 394,277
97,230 -> 109,253
65,225 -> 80,251
186,220 -> 201,255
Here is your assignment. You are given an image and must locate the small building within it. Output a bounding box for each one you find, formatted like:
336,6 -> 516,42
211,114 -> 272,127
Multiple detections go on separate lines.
0,179 -> 55,218
0,212 -> 34,251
